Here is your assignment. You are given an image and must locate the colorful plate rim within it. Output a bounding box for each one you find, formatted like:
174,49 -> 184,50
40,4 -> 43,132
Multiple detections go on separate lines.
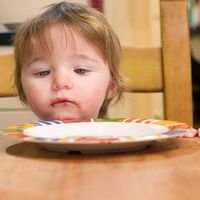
0,118 -> 192,145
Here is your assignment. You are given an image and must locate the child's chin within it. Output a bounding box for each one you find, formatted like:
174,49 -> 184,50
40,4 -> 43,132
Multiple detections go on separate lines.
53,113 -> 81,121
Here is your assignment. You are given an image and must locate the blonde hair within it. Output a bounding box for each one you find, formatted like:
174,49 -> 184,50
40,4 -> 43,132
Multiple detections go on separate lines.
14,1 -> 124,117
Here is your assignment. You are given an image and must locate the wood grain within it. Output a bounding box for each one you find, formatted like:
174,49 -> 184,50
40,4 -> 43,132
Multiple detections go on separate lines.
160,0 -> 193,125
0,135 -> 200,200
0,54 -> 17,96
121,47 -> 163,92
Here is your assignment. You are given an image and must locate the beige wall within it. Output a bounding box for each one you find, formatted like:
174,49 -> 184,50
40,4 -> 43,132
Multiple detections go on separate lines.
0,0 -> 88,23
105,0 -> 160,46
0,0 -> 160,47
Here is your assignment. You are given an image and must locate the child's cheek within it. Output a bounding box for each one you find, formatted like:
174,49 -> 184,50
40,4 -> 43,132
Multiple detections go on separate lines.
25,89 -> 45,106
89,89 -> 106,107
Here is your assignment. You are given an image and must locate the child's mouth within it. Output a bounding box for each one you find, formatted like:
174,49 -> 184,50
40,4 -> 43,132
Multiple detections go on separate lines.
51,98 -> 73,107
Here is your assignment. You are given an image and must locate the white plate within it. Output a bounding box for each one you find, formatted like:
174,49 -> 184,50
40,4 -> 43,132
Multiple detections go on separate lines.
24,122 -> 168,138
1,118 -> 192,153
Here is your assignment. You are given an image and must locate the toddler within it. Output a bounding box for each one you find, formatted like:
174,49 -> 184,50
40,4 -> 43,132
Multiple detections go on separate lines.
14,1 -> 124,121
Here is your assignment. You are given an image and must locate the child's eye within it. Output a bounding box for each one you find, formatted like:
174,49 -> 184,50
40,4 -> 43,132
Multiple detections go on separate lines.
74,68 -> 89,75
35,70 -> 51,77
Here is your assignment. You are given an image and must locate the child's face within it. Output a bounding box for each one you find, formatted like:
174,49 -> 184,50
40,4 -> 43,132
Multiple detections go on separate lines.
21,24 -> 116,120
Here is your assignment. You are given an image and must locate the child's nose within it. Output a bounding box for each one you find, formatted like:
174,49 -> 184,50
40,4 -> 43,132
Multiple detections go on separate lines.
52,73 -> 73,90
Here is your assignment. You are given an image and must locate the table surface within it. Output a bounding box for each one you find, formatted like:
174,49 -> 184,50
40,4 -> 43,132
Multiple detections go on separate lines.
0,134 -> 200,200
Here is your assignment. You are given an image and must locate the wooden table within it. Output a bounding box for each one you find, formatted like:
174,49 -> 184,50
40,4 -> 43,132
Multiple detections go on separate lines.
0,134 -> 200,200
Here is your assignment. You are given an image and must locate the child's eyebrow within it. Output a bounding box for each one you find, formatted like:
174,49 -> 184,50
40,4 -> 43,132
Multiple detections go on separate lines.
26,56 -> 45,67
25,53 -> 102,67
72,54 -> 100,63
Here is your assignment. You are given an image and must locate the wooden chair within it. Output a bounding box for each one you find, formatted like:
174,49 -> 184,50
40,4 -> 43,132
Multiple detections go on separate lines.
109,0 -> 193,125
0,52 -> 38,129
0,53 -> 17,96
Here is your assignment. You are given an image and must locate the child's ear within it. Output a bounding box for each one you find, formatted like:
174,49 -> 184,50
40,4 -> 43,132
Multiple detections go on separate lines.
107,80 -> 118,99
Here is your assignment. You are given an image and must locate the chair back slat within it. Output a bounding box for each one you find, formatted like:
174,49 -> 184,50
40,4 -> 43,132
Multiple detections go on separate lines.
161,0 -> 193,125
121,47 -> 163,92
0,54 -> 17,96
